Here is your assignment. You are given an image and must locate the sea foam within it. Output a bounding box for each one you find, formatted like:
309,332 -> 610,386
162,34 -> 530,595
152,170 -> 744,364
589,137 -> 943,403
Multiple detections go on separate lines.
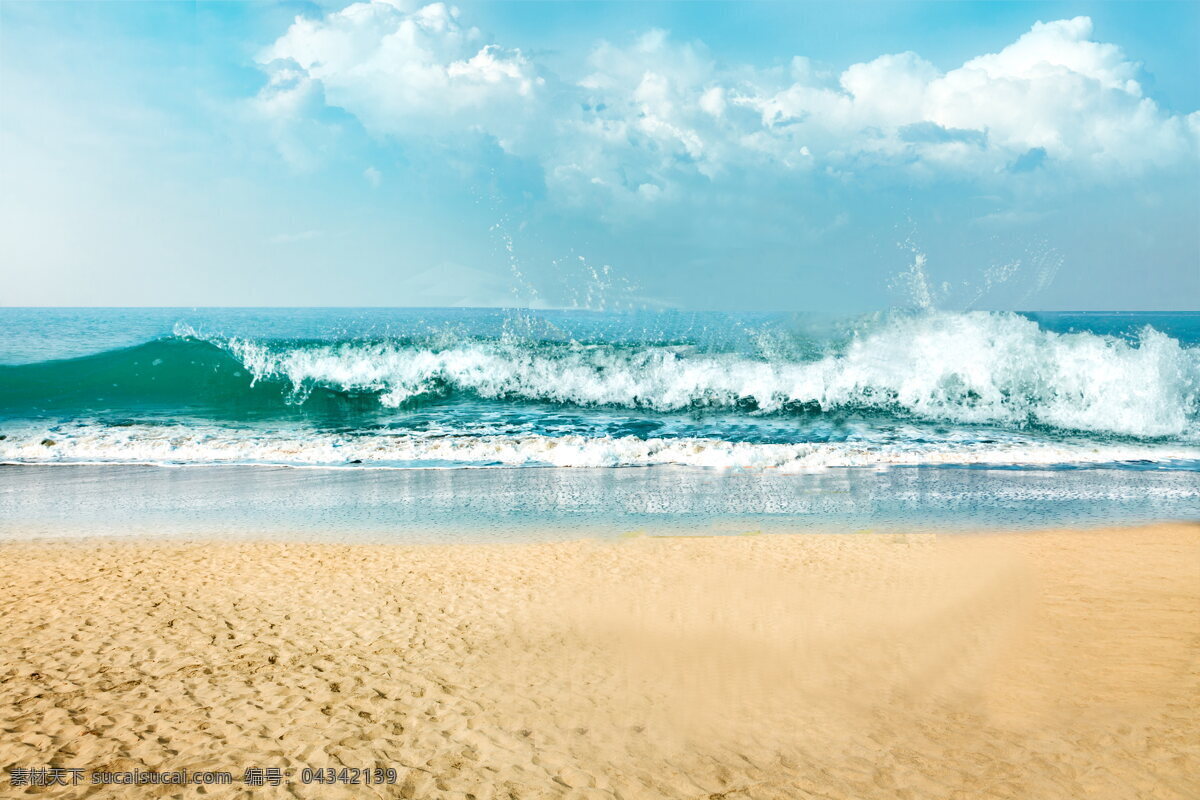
3,422 -> 1198,470
209,311 -> 1199,439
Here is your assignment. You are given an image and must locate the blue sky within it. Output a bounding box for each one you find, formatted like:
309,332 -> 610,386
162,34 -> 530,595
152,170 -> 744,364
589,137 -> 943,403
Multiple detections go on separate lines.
1,0 -> 1197,310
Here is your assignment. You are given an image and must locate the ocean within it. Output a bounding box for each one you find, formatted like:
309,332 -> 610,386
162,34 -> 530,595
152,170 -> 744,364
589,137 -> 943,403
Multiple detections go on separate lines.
1,307 -> 1198,539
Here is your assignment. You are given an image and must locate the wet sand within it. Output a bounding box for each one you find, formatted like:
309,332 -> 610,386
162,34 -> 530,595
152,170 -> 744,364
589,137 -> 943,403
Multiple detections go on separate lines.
1,523 -> 1197,798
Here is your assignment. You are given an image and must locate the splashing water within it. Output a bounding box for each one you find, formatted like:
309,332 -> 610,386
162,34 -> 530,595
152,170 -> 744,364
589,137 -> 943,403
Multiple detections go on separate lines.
1,308 -> 1197,470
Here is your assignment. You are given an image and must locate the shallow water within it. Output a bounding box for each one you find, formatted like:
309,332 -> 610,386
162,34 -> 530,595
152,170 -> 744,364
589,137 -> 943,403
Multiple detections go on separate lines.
1,463 -> 1196,543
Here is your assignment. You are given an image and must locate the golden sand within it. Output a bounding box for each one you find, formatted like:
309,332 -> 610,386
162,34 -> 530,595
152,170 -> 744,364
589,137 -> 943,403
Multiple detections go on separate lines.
1,523 -> 1197,798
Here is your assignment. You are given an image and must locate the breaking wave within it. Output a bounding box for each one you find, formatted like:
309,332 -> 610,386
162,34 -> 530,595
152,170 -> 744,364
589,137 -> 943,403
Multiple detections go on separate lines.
215,311 -> 1199,439
1,311 -> 1197,448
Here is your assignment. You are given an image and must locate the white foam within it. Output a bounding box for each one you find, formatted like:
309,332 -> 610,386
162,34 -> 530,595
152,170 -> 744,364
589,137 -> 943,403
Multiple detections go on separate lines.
3,423 -> 1197,471
204,312 -> 1200,439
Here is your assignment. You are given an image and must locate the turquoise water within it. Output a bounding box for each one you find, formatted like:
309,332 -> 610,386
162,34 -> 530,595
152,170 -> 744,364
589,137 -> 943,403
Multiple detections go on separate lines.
2,307 -> 1197,538
1,308 -> 1198,471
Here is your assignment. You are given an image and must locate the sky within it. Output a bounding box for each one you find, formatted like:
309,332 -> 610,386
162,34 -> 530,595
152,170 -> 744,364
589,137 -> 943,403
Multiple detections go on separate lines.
0,0 -> 1197,311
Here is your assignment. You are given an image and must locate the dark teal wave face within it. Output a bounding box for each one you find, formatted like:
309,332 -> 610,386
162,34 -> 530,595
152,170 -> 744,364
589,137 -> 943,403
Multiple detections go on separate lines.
0,338 -> 393,422
2,338 -> 248,412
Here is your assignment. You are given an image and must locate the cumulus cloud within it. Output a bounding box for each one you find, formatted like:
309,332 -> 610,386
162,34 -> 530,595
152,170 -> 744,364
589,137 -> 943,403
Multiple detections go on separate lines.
547,30 -> 759,207
918,17 -> 1195,172
736,17 -> 1197,176
259,0 -> 543,147
256,4 -> 1199,206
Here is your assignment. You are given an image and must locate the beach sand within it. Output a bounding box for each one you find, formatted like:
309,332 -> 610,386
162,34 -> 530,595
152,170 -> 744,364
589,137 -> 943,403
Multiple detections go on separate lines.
1,523 -> 1197,799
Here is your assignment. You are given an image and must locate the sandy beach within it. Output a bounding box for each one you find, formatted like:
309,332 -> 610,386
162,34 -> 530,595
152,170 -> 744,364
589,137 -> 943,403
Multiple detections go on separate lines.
1,523 -> 1197,799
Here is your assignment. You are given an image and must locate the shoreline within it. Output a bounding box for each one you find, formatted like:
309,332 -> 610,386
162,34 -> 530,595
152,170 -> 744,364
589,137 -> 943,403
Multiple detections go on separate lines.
2,523 -> 1198,798
3,516 -> 1200,548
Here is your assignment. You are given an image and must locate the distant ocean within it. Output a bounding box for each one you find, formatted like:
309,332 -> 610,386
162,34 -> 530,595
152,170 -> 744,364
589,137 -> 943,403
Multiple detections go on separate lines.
1,308 -> 1197,538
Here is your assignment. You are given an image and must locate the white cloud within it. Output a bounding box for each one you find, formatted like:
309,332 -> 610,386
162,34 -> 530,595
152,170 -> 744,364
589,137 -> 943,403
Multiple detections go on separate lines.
917,17 -> 1193,172
260,0 -> 543,147
963,17 -> 1138,92
253,59 -> 337,170
256,4 -> 1199,206
547,30 -> 748,207
734,16 -> 1197,175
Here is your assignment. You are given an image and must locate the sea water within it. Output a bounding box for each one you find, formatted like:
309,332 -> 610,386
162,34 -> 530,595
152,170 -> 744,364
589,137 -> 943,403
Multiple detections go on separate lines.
1,308 -> 1197,539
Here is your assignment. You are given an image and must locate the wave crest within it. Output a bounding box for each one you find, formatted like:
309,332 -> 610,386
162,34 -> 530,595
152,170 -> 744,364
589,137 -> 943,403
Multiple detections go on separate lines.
205,312 -> 1199,439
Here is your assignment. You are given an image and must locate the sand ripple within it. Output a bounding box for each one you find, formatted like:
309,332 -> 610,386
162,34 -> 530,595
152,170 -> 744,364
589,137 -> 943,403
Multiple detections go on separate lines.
1,525 -> 1197,798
